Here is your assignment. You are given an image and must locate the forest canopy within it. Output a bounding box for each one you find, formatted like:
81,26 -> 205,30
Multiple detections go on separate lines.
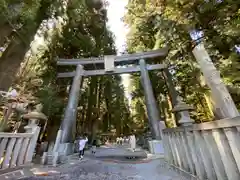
124,0 -> 240,125
0,0 -> 132,141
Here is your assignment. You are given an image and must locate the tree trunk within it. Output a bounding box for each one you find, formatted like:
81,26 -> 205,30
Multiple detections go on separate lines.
79,96 -> 87,135
0,23 -> 13,47
90,77 -> 103,143
86,77 -> 98,132
102,113 -> 108,132
104,78 -> 112,131
0,2 -> 25,47
0,0 -> 51,91
46,124 -> 59,142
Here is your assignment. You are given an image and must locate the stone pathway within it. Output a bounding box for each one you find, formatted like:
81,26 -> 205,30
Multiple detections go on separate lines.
20,146 -> 193,180
93,145 -> 147,159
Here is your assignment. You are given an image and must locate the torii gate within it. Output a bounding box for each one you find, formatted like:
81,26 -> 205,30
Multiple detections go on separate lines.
54,48 -> 179,155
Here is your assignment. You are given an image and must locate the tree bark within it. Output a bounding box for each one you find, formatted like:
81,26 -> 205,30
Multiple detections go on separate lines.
86,77 -> 98,132
0,23 -> 13,47
104,79 -> 112,131
90,77 -> 103,143
0,0 -> 51,91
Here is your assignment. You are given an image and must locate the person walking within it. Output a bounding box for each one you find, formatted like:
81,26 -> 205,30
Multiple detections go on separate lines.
129,131 -> 136,152
92,139 -> 97,154
119,136 -> 123,145
116,137 -> 119,144
79,135 -> 88,160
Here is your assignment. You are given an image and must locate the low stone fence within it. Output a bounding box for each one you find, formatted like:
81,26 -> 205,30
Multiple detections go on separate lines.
0,127 -> 40,170
162,116 -> 240,180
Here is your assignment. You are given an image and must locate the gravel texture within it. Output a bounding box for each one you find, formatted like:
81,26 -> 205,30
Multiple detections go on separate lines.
21,158 -> 191,180
20,146 -> 192,180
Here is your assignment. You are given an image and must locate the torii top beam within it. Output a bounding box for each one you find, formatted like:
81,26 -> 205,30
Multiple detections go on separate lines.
57,47 -> 168,66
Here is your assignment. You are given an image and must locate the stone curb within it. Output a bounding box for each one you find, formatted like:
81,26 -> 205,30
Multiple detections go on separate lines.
0,168 -> 34,180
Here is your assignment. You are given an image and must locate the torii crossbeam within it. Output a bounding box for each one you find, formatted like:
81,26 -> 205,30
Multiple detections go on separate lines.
57,64 -> 166,78
57,48 -> 168,66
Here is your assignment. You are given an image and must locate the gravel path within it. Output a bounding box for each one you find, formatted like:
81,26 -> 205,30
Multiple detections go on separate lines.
21,158 -> 191,180
20,146 -> 192,180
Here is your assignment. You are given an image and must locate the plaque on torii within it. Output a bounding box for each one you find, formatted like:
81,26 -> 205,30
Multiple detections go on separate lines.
104,55 -> 115,72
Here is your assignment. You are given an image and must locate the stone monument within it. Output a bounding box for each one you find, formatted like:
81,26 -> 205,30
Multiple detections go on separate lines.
22,104 -> 46,162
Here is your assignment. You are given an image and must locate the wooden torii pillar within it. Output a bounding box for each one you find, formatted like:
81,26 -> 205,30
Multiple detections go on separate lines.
54,48 -> 178,155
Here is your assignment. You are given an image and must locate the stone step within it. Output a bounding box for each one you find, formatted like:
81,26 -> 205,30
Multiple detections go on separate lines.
41,152 -> 68,165
95,149 -> 148,159
46,155 -> 53,165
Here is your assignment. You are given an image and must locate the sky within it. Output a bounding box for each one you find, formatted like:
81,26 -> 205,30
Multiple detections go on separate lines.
106,0 -> 131,102
106,0 -> 128,54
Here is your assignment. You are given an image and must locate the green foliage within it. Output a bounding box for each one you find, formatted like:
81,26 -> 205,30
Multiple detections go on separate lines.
1,0 -> 131,138
4,0 -> 240,139
124,0 -> 240,124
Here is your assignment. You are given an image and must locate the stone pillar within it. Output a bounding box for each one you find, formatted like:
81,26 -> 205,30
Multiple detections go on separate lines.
24,120 -> 41,163
139,59 -> 162,139
61,65 -> 84,143
53,129 -> 62,153
193,43 -> 239,119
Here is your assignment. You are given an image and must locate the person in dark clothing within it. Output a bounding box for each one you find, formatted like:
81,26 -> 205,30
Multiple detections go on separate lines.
92,139 -> 97,154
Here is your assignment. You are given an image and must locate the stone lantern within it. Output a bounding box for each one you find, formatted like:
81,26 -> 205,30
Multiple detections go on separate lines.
20,104 -> 47,163
172,96 -> 194,126
22,104 -> 47,133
